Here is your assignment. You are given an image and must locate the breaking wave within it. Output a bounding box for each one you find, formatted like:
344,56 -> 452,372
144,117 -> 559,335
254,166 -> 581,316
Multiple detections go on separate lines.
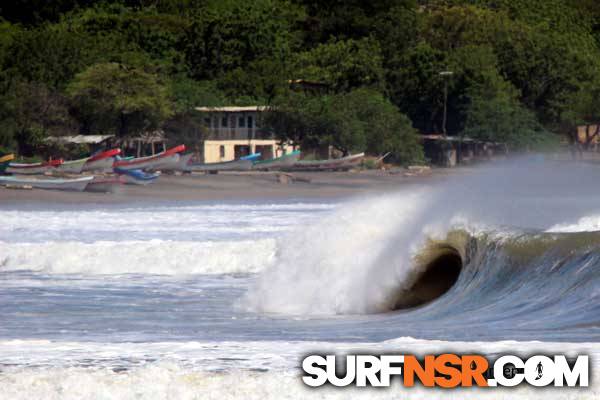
247,160 -> 600,316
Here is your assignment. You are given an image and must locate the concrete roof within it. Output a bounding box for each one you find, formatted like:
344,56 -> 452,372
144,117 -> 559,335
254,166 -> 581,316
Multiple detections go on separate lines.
195,106 -> 268,113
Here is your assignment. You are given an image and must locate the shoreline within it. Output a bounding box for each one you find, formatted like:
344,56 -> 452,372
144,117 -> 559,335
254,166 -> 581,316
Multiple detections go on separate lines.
0,168 -> 461,206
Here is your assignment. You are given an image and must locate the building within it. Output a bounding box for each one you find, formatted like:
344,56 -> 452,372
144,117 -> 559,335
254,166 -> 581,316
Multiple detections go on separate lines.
194,106 -> 296,163
421,134 -> 507,167
117,130 -> 168,157
577,125 -> 600,149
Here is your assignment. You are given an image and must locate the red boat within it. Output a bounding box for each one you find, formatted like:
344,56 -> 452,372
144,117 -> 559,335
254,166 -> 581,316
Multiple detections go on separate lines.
113,145 -> 186,171
82,149 -> 122,172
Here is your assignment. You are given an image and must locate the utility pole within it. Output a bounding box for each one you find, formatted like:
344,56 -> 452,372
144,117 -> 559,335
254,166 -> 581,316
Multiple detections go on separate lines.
439,71 -> 453,137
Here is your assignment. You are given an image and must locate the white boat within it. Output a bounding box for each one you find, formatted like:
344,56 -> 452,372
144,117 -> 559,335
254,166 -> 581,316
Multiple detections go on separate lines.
286,153 -> 365,171
0,175 -> 94,191
252,151 -> 301,171
82,149 -> 121,172
6,159 -> 63,175
171,153 -> 194,171
113,145 -> 185,171
185,158 -> 253,172
56,157 -> 89,174
82,157 -> 116,172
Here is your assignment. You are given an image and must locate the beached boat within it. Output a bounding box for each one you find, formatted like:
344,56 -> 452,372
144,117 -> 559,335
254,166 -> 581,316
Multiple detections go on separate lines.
240,153 -> 262,161
0,175 -> 93,191
113,145 -> 185,171
114,168 -> 160,185
85,177 -> 123,193
6,159 -> 63,175
169,152 -> 194,172
286,153 -> 365,171
0,154 -> 14,174
252,150 -> 301,170
82,149 -> 121,172
185,158 -> 254,172
55,157 -> 90,174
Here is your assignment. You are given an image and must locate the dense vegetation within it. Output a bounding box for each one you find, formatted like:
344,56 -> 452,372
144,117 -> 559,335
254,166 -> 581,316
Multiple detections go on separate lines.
0,0 -> 599,162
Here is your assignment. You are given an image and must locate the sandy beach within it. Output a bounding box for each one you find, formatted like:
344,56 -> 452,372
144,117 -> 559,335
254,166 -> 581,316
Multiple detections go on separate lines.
0,168 -> 460,205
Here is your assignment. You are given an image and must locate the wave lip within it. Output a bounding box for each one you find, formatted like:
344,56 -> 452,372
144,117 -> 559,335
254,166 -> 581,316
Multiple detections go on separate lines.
0,239 -> 276,275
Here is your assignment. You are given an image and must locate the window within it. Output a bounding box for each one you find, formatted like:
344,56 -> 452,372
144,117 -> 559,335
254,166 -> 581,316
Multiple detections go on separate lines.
238,116 -> 246,127
219,145 -> 225,158
221,116 -> 228,127
247,116 -> 253,129
204,118 -> 211,127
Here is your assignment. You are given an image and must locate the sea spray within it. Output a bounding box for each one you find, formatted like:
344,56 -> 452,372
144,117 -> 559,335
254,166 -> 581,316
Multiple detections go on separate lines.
246,158 -> 600,316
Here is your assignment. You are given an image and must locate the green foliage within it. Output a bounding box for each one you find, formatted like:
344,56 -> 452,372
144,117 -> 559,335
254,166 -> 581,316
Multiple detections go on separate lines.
183,0 -> 304,81
265,88 -> 422,164
0,0 -> 599,158
67,63 -> 173,136
0,80 -> 75,155
462,83 -> 556,150
294,37 -> 385,92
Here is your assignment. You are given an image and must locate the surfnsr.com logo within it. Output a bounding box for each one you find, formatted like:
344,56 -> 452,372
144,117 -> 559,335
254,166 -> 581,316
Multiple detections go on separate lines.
301,354 -> 589,388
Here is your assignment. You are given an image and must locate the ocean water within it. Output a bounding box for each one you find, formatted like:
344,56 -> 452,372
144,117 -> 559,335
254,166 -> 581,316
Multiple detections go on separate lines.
1,160 -> 600,399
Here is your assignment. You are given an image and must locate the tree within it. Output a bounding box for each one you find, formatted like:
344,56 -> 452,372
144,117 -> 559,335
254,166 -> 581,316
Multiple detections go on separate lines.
67,62 -> 172,136
293,37 -> 385,92
182,0 -> 304,81
0,80 -> 76,156
461,83 -> 555,149
264,88 -> 423,164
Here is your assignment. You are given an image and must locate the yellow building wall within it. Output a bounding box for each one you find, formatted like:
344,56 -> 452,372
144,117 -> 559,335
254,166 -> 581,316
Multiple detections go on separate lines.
203,140 -> 296,163
577,125 -> 600,145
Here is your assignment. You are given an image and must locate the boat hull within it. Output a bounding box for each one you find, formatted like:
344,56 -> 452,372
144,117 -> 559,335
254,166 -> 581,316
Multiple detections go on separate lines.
286,153 -> 365,171
0,176 -> 93,191
85,177 -> 123,193
253,151 -> 301,170
114,168 -> 160,185
82,157 -> 116,172
56,158 -> 89,174
7,159 -> 63,175
114,153 -> 181,171
186,158 -> 253,172
0,154 -> 14,173
6,165 -> 53,175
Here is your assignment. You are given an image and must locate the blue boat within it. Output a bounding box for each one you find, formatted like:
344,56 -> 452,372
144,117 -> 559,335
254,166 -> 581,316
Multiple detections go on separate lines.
240,153 -> 261,161
114,168 -> 159,185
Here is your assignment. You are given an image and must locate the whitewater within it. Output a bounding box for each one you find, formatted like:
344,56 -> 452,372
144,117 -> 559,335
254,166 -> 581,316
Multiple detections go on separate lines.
1,160 -> 600,399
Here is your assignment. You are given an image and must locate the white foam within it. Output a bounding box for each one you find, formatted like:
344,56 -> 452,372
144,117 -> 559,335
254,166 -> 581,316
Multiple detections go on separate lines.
0,239 -> 276,275
246,190 -> 440,315
547,215 -> 600,233
0,203 -> 334,242
1,338 -> 598,400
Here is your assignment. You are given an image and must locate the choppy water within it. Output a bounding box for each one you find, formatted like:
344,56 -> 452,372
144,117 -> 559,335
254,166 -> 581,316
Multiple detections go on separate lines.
1,160 -> 600,399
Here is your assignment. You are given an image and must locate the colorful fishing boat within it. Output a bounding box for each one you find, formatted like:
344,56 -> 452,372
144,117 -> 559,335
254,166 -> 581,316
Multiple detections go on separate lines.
82,149 -> 121,172
6,159 -> 64,175
0,154 -> 14,174
252,150 -> 301,171
85,176 -> 123,193
113,145 -> 185,171
240,153 -> 262,161
55,157 -> 90,174
114,168 -> 160,185
0,175 -> 93,191
185,158 -> 254,172
286,153 -> 365,171
170,153 -> 194,172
